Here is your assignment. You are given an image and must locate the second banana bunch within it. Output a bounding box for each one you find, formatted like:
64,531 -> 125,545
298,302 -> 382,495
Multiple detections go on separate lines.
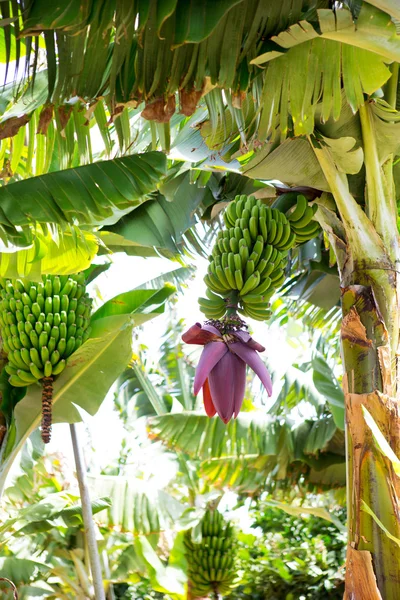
199,193 -> 319,321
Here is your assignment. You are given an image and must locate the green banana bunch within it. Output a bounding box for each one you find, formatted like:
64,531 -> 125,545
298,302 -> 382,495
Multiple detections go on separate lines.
202,194 -> 295,321
184,509 -> 238,598
287,194 -> 320,243
0,273 -> 92,443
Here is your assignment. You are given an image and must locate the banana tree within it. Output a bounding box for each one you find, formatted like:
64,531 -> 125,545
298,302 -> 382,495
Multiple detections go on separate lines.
0,284 -> 175,496
2,1 -> 400,596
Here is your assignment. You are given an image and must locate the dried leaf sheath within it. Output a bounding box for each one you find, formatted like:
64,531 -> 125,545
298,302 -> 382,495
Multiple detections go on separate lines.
41,376 -> 53,444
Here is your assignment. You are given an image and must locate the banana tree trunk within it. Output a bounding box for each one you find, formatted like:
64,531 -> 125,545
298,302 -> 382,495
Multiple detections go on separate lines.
312,104 -> 400,598
341,285 -> 400,599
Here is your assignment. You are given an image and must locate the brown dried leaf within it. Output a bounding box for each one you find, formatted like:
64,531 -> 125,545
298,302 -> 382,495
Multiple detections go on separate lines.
341,307 -> 372,348
57,105 -> 73,132
37,104 -> 54,135
179,89 -> 202,116
0,115 -> 30,140
378,345 -> 393,396
141,96 -> 176,123
344,546 -> 383,600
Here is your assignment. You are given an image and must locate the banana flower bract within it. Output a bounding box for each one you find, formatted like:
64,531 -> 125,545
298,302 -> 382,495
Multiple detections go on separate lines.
182,320 -> 272,423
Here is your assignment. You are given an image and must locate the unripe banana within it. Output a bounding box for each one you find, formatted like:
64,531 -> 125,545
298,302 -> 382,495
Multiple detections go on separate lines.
288,194 -> 308,222
239,271 -> 260,296
267,219 -> 277,244
291,205 -> 314,229
185,510 -> 237,597
0,274 -> 92,444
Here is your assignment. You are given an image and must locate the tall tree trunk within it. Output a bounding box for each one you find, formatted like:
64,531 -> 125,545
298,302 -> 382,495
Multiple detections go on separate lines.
341,285 -> 400,599
311,101 -> 400,597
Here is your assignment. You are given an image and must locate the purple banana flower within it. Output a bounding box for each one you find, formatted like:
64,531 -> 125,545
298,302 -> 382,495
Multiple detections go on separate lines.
182,319 -> 272,423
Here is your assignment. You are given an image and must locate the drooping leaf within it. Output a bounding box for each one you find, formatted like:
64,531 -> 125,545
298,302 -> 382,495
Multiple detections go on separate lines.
263,499 -> 346,531
0,558 -> 48,586
0,152 -> 167,235
148,411 -> 345,493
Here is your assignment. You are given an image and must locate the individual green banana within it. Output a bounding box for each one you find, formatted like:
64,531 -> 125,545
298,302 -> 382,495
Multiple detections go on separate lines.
215,265 -> 231,289
29,362 -> 44,380
245,260 -> 255,279
271,221 -> 284,245
52,360 -> 66,376
239,244 -> 249,267
41,346 -> 50,364
9,374 -> 28,387
47,337 -> 57,354
37,294 -> 45,311
204,274 -> 228,294
266,219 -> 277,244
224,267 -> 236,289
239,271 -> 260,296
290,205 -> 315,229
243,228 -> 252,247
288,194 -> 308,222
44,361 -> 52,377
249,216 -> 258,240
65,337 -> 76,357
20,347 -> 31,367
251,276 -> 273,296
234,270 -> 243,290
30,347 -> 43,368
17,369 -> 39,384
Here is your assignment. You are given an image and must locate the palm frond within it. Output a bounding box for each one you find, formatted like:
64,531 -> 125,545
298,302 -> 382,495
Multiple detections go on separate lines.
148,412 -> 345,493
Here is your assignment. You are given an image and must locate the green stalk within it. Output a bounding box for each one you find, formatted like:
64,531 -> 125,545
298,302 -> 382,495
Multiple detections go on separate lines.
384,63 -> 399,109
225,291 -> 239,317
359,102 -> 398,263
312,139 -> 398,353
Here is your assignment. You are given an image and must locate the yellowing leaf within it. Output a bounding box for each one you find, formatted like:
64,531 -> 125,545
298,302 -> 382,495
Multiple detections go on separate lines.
0,226 -> 98,280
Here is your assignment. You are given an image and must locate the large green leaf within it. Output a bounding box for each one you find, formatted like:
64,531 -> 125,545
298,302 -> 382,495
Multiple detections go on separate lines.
148,412 -> 345,493
264,499 -> 346,531
0,152 -> 167,234
104,171 -> 217,255
0,285 -> 175,495
249,5 -> 396,138
0,492 -> 110,541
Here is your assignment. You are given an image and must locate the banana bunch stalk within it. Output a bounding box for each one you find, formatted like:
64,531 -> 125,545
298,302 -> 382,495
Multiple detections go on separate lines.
199,193 -> 321,322
0,273 -> 92,443
184,509 -> 237,598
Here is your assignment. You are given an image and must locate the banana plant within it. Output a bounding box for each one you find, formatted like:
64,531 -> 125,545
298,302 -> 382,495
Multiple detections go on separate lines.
0,284 -> 175,496
2,2 -> 400,595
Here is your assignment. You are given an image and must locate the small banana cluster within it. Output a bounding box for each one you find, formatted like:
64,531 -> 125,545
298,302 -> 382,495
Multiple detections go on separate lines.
200,195 -> 296,321
184,509 -> 237,598
287,194 -> 319,243
0,274 -> 92,442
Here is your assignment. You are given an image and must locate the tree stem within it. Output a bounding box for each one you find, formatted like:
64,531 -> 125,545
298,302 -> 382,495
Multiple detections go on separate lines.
70,423 -> 106,600
384,63 -> 399,109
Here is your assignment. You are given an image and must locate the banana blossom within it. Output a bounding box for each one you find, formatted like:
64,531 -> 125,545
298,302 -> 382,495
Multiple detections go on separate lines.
182,321 -> 272,423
